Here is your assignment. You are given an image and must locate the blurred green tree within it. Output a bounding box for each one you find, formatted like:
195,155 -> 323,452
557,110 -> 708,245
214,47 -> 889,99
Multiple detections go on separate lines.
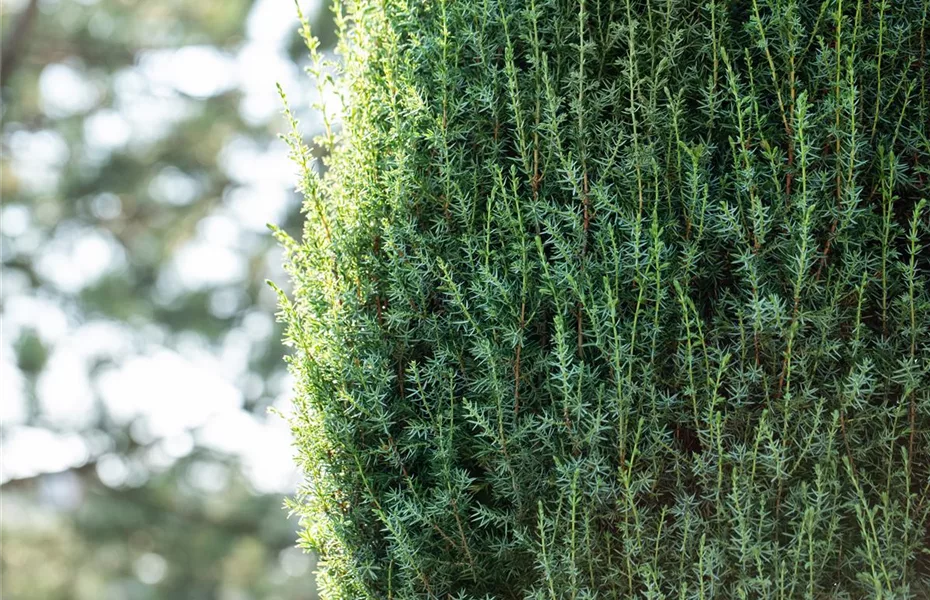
0,0 -> 332,597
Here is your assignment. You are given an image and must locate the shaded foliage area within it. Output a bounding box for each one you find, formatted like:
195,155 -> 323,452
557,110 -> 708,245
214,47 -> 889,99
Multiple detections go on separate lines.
4,453 -> 310,599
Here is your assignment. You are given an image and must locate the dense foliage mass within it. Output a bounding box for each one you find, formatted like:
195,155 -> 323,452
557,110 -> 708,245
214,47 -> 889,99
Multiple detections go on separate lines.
280,0 -> 930,597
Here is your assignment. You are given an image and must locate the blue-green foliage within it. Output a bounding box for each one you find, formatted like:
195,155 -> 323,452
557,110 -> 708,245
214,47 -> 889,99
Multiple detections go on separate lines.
278,0 -> 930,597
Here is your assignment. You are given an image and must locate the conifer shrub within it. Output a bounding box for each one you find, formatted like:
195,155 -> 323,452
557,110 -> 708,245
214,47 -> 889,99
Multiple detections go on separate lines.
276,0 -> 930,596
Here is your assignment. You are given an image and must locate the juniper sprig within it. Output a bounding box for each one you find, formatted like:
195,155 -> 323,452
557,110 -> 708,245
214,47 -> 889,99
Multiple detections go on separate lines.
277,0 -> 930,597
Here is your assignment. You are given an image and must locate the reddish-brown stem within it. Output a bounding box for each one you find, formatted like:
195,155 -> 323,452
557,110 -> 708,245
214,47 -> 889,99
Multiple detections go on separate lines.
514,302 -> 525,415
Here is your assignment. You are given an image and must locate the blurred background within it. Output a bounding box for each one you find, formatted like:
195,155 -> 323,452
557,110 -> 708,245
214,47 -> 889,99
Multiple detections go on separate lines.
0,0 -> 336,597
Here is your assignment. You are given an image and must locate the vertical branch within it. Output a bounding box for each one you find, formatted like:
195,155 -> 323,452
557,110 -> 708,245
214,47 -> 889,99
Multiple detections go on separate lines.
1,0 -> 40,88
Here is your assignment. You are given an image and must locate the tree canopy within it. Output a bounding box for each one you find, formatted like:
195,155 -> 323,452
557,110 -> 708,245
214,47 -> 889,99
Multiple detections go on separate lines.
1,0 -> 333,597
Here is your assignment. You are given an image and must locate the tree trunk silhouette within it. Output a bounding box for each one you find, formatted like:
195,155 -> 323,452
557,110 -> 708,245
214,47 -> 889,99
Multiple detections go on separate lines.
1,0 -> 40,88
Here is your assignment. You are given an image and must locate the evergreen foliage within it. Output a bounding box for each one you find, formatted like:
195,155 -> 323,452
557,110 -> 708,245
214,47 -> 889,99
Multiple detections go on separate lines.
278,0 -> 930,596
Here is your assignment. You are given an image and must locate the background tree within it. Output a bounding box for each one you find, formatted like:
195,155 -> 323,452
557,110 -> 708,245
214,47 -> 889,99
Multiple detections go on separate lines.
1,0 -> 334,597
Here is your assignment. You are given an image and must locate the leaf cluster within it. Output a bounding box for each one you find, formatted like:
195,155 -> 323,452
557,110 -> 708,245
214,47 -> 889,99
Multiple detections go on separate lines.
279,0 -> 930,597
